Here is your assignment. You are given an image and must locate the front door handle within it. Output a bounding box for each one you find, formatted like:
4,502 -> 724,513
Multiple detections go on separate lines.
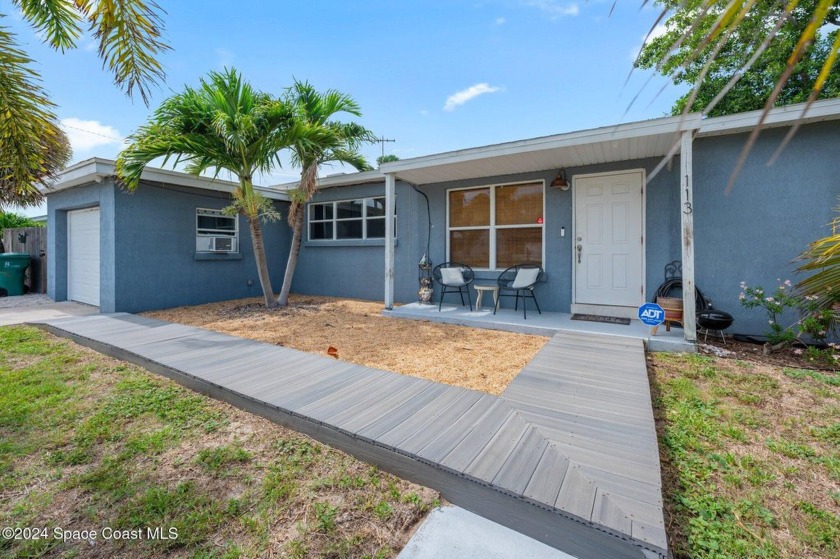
576,244 -> 582,263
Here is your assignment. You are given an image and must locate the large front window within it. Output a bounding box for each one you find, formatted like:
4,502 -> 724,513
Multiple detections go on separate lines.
448,182 -> 543,269
308,197 -> 394,240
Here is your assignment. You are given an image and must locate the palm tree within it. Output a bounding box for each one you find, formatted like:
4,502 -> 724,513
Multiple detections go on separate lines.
0,0 -> 169,206
276,81 -> 375,307
116,68 -> 294,308
797,199 -> 840,326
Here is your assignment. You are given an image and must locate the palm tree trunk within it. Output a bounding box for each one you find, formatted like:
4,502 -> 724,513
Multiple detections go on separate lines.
247,215 -> 277,309
277,204 -> 303,307
277,163 -> 318,307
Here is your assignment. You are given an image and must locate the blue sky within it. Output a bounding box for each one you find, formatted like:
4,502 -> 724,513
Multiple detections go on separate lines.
4,0 -> 684,215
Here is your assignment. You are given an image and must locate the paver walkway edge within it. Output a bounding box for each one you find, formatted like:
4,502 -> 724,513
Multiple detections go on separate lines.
33,313 -> 667,559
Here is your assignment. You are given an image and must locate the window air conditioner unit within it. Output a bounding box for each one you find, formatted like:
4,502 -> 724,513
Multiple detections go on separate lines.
196,236 -> 237,253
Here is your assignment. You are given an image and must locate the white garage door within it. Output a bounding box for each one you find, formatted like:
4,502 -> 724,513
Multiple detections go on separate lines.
68,207 -> 100,307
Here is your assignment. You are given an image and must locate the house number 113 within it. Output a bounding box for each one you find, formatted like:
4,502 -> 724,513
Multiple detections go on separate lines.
683,183 -> 693,215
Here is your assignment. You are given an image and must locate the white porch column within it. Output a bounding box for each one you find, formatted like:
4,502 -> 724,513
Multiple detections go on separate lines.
384,173 -> 396,310
680,131 -> 697,342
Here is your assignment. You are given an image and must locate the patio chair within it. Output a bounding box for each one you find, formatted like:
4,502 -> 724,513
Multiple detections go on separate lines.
494,264 -> 544,319
432,262 -> 475,311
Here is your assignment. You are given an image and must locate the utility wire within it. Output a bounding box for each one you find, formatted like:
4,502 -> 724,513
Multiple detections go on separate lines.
60,123 -> 124,142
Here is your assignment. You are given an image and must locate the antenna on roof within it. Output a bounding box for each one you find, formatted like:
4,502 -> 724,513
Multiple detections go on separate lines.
375,136 -> 395,159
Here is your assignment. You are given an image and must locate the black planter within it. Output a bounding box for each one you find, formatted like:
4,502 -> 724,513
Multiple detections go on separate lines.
697,309 -> 734,331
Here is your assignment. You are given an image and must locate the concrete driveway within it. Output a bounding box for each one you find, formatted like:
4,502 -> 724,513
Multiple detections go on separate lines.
0,294 -> 98,326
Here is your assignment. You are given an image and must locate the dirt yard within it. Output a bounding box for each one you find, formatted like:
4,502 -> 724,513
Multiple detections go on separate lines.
144,295 -> 548,395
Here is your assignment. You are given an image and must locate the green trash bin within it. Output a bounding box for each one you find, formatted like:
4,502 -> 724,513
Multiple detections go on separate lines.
0,253 -> 31,297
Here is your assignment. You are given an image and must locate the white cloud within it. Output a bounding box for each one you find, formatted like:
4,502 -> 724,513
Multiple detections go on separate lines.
60,118 -> 123,153
524,1 -> 579,19
630,23 -> 668,61
495,17 -> 506,25
443,83 -> 501,111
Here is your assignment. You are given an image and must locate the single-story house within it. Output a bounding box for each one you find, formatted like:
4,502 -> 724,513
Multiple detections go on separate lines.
47,99 -> 840,340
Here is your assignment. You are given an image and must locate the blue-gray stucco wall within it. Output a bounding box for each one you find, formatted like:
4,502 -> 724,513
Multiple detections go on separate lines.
48,179 -> 291,313
692,121 -> 839,336
292,121 -> 838,337
292,182 -> 424,303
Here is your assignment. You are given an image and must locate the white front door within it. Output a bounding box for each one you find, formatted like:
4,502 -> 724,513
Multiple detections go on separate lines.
573,171 -> 644,313
68,207 -> 100,307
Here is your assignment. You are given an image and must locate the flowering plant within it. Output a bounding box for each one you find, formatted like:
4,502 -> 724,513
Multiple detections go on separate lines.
740,279 -> 838,349
739,280 -> 798,345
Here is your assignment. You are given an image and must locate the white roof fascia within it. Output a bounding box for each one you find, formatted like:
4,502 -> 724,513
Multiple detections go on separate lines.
379,113 -> 703,175
697,98 -> 840,137
45,157 -> 114,191
271,168 -> 386,191
47,157 -> 289,201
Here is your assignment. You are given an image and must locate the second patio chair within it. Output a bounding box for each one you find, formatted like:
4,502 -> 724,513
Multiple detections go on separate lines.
432,262 -> 475,311
494,264 -> 544,319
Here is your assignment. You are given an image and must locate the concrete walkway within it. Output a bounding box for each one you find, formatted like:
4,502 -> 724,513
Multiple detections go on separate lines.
398,506 -> 575,559
0,295 -> 97,326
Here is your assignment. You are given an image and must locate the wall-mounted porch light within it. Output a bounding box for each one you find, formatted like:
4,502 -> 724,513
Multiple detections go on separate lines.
550,169 -> 570,190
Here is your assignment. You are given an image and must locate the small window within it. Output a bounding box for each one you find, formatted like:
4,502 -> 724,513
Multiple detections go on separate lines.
308,196 -> 396,241
196,208 -> 239,253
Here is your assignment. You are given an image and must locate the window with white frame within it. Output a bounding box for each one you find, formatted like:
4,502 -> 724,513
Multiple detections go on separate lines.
448,182 -> 543,269
308,197 -> 395,240
196,208 -> 239,252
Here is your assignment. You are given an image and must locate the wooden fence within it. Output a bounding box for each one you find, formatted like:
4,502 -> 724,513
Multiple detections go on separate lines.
1,227 -> 47,293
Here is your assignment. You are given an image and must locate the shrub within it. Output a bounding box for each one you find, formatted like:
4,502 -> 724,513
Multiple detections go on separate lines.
740,280 -> 837,350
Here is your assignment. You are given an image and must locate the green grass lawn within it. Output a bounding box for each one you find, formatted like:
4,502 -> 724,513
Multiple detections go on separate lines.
0,326 -> 438,559
650,352 -> 839,558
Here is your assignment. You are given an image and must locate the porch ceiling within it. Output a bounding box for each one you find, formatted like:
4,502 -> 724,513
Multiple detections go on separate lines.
384,114 -> 703,186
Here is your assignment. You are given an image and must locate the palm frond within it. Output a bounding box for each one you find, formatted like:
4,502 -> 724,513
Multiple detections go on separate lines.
0,21 -> 71,207
769,27 -> 840,164
796,200 -> 840,311
84,0 -> 171,105
116,68 -> 296,203
723,0 -> 836,193
638,0 -> 839,190
13,0 -> 83,50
